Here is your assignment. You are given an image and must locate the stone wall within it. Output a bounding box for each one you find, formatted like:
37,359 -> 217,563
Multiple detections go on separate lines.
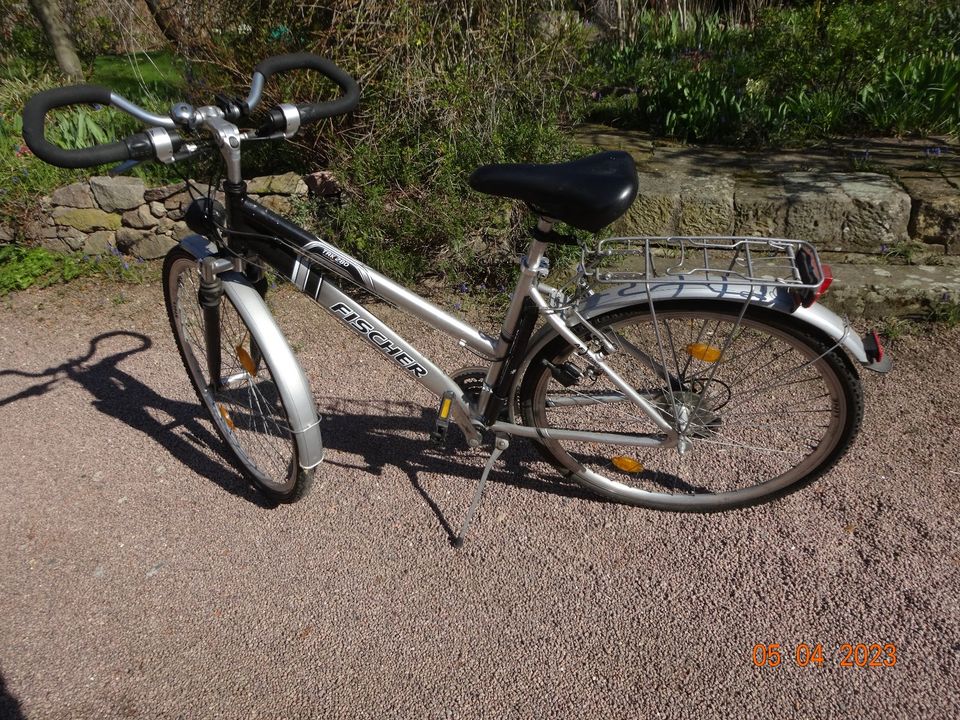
23,172 -> 325,259
578,126 -> 960,256
617,170 -> 917,253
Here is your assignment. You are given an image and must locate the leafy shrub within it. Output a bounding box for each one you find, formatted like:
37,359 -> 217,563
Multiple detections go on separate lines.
0,49 -> 186,231
585,0 -> 960,144
184,0 -> 590,286
0,69 -> 80,229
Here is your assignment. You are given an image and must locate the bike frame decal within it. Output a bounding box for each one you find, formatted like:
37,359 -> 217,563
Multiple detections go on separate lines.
329,301 -> 428,378
240,197 -> 499,358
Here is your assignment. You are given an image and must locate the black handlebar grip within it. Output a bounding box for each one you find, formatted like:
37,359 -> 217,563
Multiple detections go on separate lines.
22,84 -> 136,169
253,53 -> 360,122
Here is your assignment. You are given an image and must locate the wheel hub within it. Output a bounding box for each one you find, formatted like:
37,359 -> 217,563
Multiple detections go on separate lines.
652,389 -> 721,439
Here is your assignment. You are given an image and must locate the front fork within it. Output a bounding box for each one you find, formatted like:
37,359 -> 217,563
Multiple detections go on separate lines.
198,255 -> 237,391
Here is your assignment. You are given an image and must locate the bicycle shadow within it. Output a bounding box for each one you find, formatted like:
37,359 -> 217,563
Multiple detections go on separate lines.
312,396 -> 599,541
0,673 -> 26,720
1,331 -> 687,529
0,330 -> 272,507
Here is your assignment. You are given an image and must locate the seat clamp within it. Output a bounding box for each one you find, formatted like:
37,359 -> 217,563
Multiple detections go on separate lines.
531,225 -> 579,246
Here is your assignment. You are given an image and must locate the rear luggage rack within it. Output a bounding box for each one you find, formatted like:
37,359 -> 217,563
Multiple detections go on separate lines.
585,236 -> 826,291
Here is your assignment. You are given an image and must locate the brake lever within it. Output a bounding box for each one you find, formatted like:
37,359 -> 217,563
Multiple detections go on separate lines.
172,143 -> 201,161
108,159 -> 142,176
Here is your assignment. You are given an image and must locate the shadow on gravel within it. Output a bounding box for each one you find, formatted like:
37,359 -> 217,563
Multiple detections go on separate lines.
314,397 -> 599,542
0,331 -> 272,508
0,673 -> 26,720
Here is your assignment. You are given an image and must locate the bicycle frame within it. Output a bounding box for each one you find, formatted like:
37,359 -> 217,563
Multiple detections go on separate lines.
195,183 -> 680,451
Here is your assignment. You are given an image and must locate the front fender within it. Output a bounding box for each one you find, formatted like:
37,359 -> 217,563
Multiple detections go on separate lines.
175,235 -> 325,470
177,233 -> 219,260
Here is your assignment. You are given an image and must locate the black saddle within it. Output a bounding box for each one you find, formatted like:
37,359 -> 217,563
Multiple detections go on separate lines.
468,150 -> 638,233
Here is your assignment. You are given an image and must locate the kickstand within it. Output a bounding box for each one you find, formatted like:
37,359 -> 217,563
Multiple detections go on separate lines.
453,435 -> 509,547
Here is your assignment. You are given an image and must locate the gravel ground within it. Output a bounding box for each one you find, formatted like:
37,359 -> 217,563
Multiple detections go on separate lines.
1,277 -> 958,719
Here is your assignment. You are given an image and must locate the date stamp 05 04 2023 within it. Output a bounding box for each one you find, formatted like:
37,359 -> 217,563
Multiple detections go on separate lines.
752,643 -> 898,668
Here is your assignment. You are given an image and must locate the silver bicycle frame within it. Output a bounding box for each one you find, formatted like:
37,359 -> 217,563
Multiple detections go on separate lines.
179,109 -> 720,452
226,201 -> 681,451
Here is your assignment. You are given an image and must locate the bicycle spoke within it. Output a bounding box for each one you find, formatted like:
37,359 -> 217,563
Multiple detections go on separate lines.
166,252 -> 299,493
522,301 -> 859,509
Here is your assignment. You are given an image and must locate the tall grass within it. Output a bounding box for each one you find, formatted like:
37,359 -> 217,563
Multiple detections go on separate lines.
586,0 -> 960,144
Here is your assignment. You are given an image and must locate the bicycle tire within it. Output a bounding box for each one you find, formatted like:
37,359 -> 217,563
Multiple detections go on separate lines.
162,246 -> 313,502
518,300 -> 863,511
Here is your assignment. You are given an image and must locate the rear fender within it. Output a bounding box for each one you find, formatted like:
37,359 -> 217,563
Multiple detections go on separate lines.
512,281 -> 887,409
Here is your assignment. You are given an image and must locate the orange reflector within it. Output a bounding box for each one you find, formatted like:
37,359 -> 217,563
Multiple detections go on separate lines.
218,404 -> 235,430
612,456 -> 644,474
236,345 -> 257,375
685,343 -> 722,363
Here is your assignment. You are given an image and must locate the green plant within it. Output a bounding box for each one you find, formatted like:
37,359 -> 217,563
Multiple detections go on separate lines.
0,50 -> 188,229
584,0 -> 960,145
927,294 -> 960,326
882,242 -> 924,265
0,68 -> 78,228
877,315 -> 912,341
848,148 -> 877,173
0,244 -> 147,296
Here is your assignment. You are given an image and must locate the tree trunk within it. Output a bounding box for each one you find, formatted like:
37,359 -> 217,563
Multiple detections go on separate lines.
27,0 -> 84,82
144,0 -> 187,49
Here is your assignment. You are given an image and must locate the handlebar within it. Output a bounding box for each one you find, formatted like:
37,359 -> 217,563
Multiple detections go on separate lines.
251,53 -> 360,137
21,84 -> 183,169
21,53 -> 359,169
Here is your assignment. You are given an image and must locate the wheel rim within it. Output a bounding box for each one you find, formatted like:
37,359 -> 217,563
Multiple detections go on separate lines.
527,308 -> 851,509
168,257 -> 297,492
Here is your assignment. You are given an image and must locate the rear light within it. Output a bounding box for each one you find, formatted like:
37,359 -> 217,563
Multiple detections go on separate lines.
792,247 -> 831,309
864,329 -> 885,363
813,263 -> 833,304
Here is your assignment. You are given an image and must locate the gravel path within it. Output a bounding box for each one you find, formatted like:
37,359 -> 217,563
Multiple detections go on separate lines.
1,277 -> 958,719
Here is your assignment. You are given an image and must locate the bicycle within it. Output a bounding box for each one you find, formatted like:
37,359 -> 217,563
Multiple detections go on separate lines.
23,53 -> 892,543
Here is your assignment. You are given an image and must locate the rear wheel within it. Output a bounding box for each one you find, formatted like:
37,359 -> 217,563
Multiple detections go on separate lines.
163,247 -> 312,502
518,301 -> 862,511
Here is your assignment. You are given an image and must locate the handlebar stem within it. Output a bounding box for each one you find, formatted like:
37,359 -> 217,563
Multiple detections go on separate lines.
196,106 -> 243,184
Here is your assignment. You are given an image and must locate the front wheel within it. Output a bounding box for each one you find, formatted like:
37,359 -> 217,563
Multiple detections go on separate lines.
518,301 -> 863,511
163,247 -> 313,502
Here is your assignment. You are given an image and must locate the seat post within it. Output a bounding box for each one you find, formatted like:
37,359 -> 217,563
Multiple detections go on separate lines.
536,216 -> 554,235
503,217 -> 552,337
476,217 -> 552,420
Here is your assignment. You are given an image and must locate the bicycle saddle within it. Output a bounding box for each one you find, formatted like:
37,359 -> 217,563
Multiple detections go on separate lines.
468,150 -> 638,233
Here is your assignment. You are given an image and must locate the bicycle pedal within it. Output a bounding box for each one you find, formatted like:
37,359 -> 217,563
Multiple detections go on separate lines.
429,391 -> 456,445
